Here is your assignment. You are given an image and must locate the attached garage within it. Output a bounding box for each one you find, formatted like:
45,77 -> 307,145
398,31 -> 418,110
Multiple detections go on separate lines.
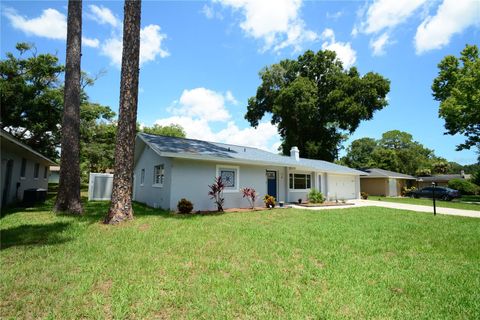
327,174 -> 357,200
360,168 -> 415,197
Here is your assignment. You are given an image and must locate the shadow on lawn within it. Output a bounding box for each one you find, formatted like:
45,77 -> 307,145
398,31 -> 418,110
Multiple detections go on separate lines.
0,221 -> 73,250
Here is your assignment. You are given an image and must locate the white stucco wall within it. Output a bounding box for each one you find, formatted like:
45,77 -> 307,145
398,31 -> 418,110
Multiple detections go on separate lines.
170,158 -> 287,211
133,145 -> 172,209
1,147 -> 50,207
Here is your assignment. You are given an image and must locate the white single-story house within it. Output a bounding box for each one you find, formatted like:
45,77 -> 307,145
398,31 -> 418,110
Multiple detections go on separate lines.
133,133 -> 365,211
1,130 -> 56,208
360,168 -> 416,197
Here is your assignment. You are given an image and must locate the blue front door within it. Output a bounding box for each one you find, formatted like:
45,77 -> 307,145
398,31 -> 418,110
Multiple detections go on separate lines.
266,171 -> 277,199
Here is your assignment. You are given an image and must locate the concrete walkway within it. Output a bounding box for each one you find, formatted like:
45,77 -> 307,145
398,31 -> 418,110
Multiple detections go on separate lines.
291,199 -> 480,218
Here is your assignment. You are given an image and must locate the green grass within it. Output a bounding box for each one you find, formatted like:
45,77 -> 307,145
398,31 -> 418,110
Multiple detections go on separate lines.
370,196 -> 480,211
1,198 -> 479,319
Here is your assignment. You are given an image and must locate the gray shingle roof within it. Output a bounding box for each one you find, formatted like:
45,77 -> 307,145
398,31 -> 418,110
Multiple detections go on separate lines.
417,174 -> 468,182
360,168 -> 416,179
138,133 -> 364,175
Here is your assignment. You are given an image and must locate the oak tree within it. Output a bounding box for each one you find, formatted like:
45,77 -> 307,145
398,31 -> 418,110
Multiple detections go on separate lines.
245,49 -> 390,162
432,44 -> 480,151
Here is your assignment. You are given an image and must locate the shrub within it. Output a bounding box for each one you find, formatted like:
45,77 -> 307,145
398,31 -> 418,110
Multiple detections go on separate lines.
263,194 -> 275,208
361,192 -> 368,199
308,189 -> 324,203
208,176 -> 225,212
177,198 -> 193,214
401,186 -> 416,197
241,187 -> 257,209
447,178 -> 480,195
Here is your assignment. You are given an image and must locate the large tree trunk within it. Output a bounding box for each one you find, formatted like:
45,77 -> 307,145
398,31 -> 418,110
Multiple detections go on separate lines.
104,0 -> 142,224
55,0 -> 83,215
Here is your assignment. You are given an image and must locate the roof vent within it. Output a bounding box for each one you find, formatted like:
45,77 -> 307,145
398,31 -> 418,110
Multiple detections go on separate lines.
290,146 -> 300,161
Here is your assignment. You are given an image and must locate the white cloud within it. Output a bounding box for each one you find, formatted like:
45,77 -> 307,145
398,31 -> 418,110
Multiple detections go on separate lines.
370,32 -> 390,56
140,25 -> 169,62
320,28 -> 357,68
154,88 -> 280,151
225,90 -> 238,105
100,37 -> 123,66
82,37 -> 100,48
168,88 -> 232,122
202,4 -> 223,20
213,0 -> 318,52
4,7 -> 103,50
360,0 -> 427,34
3,7 -> 67,40
415,0 -> 480,54
88,5 -> 120,28
100,24 -> 169,67
326,11 -> 343,20
353,0 -> 428,55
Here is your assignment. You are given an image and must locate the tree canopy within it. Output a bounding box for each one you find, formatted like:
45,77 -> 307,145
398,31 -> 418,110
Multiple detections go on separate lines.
1,43 -> 64,159
141,123 -> 186,138
1,43 -> 119,177
432,44 -> 480,152
245,49 -> 390,161
341,130 -> 441,175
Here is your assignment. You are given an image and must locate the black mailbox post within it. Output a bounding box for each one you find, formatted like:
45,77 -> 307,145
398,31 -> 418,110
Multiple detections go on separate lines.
432,182 -> 436,216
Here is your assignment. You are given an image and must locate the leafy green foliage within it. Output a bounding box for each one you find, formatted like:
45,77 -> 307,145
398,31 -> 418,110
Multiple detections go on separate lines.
0,43 -> 64,159
341,138 -> 377,168
263,194 -> 276,208
177,198 -> 194,214
447,178 -> 480,195
79,103 -> 117,183
245,49 -> 390,161
432,44 -> 480,151
307,189 -> 325,203
141,123 -> 186,138
0,43 -> 116,170
342,130 -> 439,175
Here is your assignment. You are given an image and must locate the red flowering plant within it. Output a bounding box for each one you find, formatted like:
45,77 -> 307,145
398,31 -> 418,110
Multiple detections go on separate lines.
241,187 -> 257,209
208,176 -> 225,212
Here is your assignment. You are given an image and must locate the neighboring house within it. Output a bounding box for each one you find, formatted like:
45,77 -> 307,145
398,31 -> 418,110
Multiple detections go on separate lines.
360,168 -> 416,197
417,172 -> 472,188
49,165 -> 60,183
133,133 -> 364,211
1,130 -> 56,208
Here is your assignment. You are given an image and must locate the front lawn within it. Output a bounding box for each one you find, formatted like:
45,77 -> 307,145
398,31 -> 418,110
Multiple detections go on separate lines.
1,199 -> 479,319
369,196 -> 480,211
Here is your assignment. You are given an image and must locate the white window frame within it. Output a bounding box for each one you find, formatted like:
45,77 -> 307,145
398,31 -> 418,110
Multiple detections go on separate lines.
20,158 -> 27,180
289,172 -> 312,191
140,168 -> 145,187
33,162 -> 40,179
216,164 -> 240,193
153,164 -> 164,188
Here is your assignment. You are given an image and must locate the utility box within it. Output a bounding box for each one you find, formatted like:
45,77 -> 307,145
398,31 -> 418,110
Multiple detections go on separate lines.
23,188 -> 47,205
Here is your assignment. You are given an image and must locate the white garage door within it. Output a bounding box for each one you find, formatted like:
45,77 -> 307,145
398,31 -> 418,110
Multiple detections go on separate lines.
329,174 -> 356,200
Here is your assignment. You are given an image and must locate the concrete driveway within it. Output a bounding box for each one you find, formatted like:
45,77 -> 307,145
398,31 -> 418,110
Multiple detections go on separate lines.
291,199 -> 480,218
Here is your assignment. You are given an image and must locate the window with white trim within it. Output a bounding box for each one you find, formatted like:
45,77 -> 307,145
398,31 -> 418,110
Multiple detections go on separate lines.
20,158 -> 27,178
217,165 -> 239,192
140,169 -> 145,186
153,165 -> 164,186
34,163 -> 39,179
289,173 -> 311,190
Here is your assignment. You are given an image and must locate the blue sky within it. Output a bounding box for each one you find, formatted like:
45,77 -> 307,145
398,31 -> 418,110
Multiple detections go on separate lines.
1,0 -> 479,164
